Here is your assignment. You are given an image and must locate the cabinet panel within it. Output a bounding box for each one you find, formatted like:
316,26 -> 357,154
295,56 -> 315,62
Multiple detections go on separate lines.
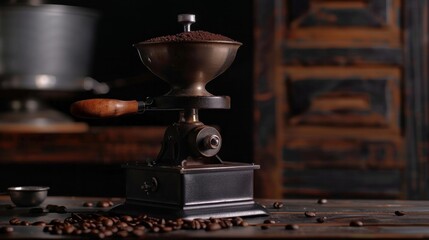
283,135 -> 403,169
282,67 -> 401,129
283,168 -> 403,198
285,0 -> 401,48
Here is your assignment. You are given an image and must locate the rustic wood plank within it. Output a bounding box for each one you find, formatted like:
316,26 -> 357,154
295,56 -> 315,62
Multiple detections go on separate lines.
284,0 -> 401,48
254,0 -> 283,198
0,127 -> 164,164
282,138 -> 404,169
283,67 -> 401,130
283,47 -> 402,65
403,0 -> 429,199
283,169 -> 403,198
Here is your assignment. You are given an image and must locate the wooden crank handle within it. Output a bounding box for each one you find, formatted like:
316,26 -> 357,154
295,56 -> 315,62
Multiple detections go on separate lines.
70,98 -> 139,118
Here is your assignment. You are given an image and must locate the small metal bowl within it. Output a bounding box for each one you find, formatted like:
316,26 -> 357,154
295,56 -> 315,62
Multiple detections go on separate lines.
8,186 -> 49,207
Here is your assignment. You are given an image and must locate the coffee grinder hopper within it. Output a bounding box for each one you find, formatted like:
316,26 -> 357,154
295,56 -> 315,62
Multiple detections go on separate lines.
71,14 -> 267,219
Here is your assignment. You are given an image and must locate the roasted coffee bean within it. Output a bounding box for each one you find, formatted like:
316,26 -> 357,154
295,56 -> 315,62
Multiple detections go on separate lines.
107,201 -> 114,207
151,226 -> 160,233
52,229 -> 63,235
317,198 -> 328,204
285,224 -> 299,230
305,211 -> 317,217
50,219 -> 62,225
45,204 -> 67,213
273,201 -> 284,209
64,225 -> 75,234
103,230 -> 113,237
232,217 -> 243,226
191,220 -> 201,230
116,230 -> 128,238
261,219 -> 275,230
239,221 -> 249,227
97,201 -> 110,208
93,232 -> 105,239
102,218 -> 114,227
349,220 -> 364,227
160,226 -> 173,232
9,218 -> 20,225
120,215 -> 133,222
83,202 -> 94,207
132,229 -> 144,237
20,221 -> 30,226
206,223 -> 222,231
43,226 -> 52,232
220,220 -> 233,229
0,226 -> 14,234
32,221 -> 46,226
263,219 -> 276,224
317,217 -> 327,223
395,210 -> 405,216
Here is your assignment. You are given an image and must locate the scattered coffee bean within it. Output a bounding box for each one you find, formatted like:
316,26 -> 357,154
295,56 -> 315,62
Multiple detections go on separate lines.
285,224 -> 299,230
132,229 -> 145,237
9,218 -> 20,225
20,221 -> 30,226
0,226 -> 14,234
46,204 -> 67,213
317,198 -> 328,204
83,202 -> 94,207
43,226 -> 52,232
32,221 -> 47,226
206,223 -> 222,231
349,220 -> 364,227
273,201 -> 284,209
395,210 -> 405,216
96,201 -> 110,208
261,219 -> 276,230
120,215 -> 133,222
304,211 -> 317,217
116,230 -> 128,238
316,217 -> 327,223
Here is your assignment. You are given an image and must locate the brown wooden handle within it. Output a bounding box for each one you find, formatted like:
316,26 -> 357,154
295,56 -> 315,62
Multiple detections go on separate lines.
70,98 -> 139,118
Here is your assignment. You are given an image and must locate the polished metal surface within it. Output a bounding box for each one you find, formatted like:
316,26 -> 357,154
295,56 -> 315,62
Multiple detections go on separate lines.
111,163 -> 268,219
0,4 -> 99,91
177,14 -> 195,32
0,99 -> 73,125
134,41 -> 241,97
8,186 -> 49,207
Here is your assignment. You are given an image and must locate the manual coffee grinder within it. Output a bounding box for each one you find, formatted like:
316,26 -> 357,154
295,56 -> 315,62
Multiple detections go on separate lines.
71,14 -> 267,219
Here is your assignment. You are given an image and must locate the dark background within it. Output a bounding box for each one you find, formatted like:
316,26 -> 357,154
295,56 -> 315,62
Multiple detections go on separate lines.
0,0 -> 253,197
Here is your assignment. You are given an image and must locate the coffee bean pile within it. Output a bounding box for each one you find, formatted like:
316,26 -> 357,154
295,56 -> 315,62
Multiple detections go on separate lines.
9,213 -> 250,239
144,31 -> 235,43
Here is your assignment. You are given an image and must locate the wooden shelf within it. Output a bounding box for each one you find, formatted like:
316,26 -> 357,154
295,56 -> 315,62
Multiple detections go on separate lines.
0,126 -> 165,164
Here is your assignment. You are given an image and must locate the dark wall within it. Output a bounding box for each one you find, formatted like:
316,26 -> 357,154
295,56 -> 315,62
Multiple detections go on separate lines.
0,0 -> 254,197
88,0 -> 254,164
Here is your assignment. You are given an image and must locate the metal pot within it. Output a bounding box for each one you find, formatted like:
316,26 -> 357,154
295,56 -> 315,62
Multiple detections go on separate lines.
0,3 -> 108,93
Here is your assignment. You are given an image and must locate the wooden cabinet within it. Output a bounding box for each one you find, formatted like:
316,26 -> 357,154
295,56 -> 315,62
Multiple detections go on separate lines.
254,0 -> 428,199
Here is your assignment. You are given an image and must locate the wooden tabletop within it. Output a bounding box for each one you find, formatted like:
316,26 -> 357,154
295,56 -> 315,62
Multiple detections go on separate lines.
1,196 -> 429,239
